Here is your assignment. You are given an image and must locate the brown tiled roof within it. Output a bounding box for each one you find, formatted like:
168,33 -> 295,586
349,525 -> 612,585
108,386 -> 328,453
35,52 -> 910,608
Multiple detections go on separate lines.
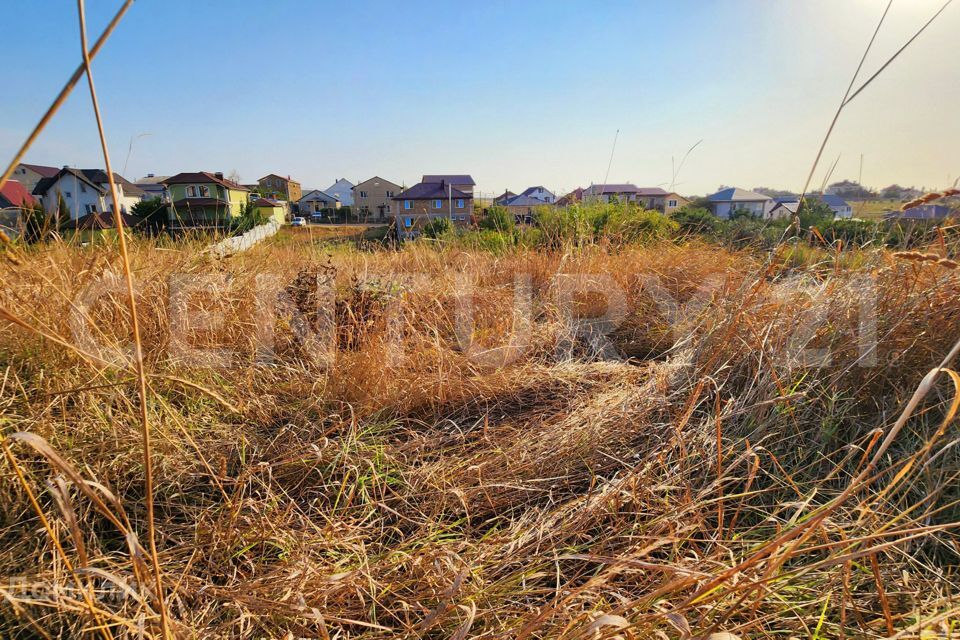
20,163 -> 59,178
163,172 -> 250,191
394,182 -> 472,200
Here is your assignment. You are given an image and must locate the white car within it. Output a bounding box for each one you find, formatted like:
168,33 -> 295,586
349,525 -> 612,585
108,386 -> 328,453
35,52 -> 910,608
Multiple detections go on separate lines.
291,217 -> 307,227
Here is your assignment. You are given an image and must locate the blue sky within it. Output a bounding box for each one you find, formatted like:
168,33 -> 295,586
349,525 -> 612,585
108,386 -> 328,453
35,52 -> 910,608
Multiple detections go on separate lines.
1,0 -> 958,197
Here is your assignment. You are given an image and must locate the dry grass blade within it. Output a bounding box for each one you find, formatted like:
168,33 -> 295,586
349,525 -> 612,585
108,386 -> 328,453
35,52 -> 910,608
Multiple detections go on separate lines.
75,1 -> 170,637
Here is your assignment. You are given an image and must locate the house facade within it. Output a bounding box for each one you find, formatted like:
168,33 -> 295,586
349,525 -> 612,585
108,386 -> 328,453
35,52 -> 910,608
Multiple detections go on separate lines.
299,190 -> 342,218
253,198 -> 286,225
516,186 -> 555,204
393,176 -> 475,239
325,178 -> 355,207
258,173 -> 302,202
705,187 -> 773,218
163,172 -> 250,228
13,163 -> 59,194
33,168 -> 146,221
0,180 -> 38,240
884,204 -> 956,221
773,194 -> 853,219
353,176 -> 402,222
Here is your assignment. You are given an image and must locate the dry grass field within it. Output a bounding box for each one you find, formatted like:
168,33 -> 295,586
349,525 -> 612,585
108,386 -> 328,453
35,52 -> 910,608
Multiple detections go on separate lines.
3,229 -> 960,638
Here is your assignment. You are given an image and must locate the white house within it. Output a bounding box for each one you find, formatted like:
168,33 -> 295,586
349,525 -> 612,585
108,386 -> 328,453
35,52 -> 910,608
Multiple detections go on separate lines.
705,187 -> 773,219
32,168 -> 146,221
516,185 -> 555,204
324,178 -> 355,207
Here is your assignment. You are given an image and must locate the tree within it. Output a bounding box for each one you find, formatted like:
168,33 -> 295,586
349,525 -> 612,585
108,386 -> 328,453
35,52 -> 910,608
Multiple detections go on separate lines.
227,170 -> 242,184
479,206 -> 515,233
797,198 -> 835,228
131,197 -> 168,235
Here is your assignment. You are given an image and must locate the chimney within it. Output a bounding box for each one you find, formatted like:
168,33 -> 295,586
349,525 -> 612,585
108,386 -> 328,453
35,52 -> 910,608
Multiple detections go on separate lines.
146,173 -> 154,178
215,172 -> 224,180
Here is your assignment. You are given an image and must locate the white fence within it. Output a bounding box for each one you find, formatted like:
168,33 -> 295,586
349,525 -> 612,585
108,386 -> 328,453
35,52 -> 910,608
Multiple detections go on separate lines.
206,221 -> 281,258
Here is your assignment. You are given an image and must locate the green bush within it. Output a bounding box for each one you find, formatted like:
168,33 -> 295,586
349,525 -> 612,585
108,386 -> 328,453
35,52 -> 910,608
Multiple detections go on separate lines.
479,206 -> 515,233
423,216 -> 453,239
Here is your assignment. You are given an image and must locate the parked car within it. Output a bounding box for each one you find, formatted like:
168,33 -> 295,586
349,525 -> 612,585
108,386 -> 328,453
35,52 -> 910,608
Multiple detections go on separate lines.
291,217 -> 307,227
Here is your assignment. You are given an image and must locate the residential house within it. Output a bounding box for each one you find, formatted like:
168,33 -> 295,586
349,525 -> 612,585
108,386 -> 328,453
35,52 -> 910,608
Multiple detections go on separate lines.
493,190 -> 516,206
299,190 -> 342,219
325,178 -> 355,207
134,174 -> 170,201
258,173 -> 302,202
353,176 -> 402,222
500,195 -> 546,225
773,194 -> 853,219
33,167 -> 146,221
393,176 -> 475,239
557,187 -> 584,206
0,180 -> 38,240
581,184 -> 689,213
252,198 -> 286,225
12,163 -> 58,193
162,171 -> 250,229
884,204 -> 956,221
516,186 -> 555,204
705,187 -> 773,218
766,200 -> 799,221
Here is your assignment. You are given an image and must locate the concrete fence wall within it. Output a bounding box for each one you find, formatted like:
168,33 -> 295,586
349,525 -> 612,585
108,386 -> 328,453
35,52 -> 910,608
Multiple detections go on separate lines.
206,221 -> 281,258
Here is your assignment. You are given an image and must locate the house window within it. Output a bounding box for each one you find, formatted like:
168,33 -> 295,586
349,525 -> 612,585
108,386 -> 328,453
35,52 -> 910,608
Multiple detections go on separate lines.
404,200 -> 412,210
403,217 -> 413,227
198,185 -> 210,197
668,199 -> 678,208
85,203 -> 96,214
186,186 -> 197,197
80,183 -> 87,193
65,191 -> 72,198
433,199 -> 442,209
456,199 -> 464,209
359,191 -> 367,198
386,191 -> 394,197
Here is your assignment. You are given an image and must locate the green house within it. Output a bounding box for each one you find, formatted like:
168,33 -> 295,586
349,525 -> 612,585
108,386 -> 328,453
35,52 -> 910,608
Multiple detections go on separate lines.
163,171 -> 250,229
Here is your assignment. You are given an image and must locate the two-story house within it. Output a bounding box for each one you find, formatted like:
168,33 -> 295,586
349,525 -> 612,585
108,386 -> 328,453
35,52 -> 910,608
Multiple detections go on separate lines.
324,178 -> 355,207
257,173 -> 302,202
353,176 -> 402,222
32,167 -> 146,221
515,186 -> 555,204
393,175 -> 475,239
163,171 -> 250,229
12,163 -> 59,194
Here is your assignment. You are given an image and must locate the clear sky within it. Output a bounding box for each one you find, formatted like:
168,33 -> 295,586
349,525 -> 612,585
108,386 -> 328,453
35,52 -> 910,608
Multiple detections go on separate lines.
1,0 -> 957,198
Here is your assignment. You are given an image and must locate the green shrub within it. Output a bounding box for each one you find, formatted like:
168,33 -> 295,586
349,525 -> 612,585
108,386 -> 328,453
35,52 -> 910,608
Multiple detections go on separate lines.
480,206 -> 515,233
423,216 -> 453,239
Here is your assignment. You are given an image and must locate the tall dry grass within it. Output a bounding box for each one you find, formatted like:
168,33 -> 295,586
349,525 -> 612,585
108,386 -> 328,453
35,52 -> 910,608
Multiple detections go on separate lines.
3,232 -> 960,637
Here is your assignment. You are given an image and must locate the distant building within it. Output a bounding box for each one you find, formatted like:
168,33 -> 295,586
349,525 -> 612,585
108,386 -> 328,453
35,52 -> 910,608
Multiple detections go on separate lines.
0,180 -> 38,240
557,187 -> 584,206
705,187 -> 773,218
33,168 -> 146,220
581,184 -> 688,213
258,173 -> 302,202
393,175 -> 475,239
325,178 -> 355,207
162,171 -> 250,229
884,204 -> 956,221
766,200 -> 799,220
353,176 -> 402,222
773,193 -> 853,218
500,195 -> 547,225
12,163 -> 58,194
299,190 -> 342,218
252,197 -> 286,225
493,190 -> 516,205
134,174 -> 170,201
515,186 -> 555,204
